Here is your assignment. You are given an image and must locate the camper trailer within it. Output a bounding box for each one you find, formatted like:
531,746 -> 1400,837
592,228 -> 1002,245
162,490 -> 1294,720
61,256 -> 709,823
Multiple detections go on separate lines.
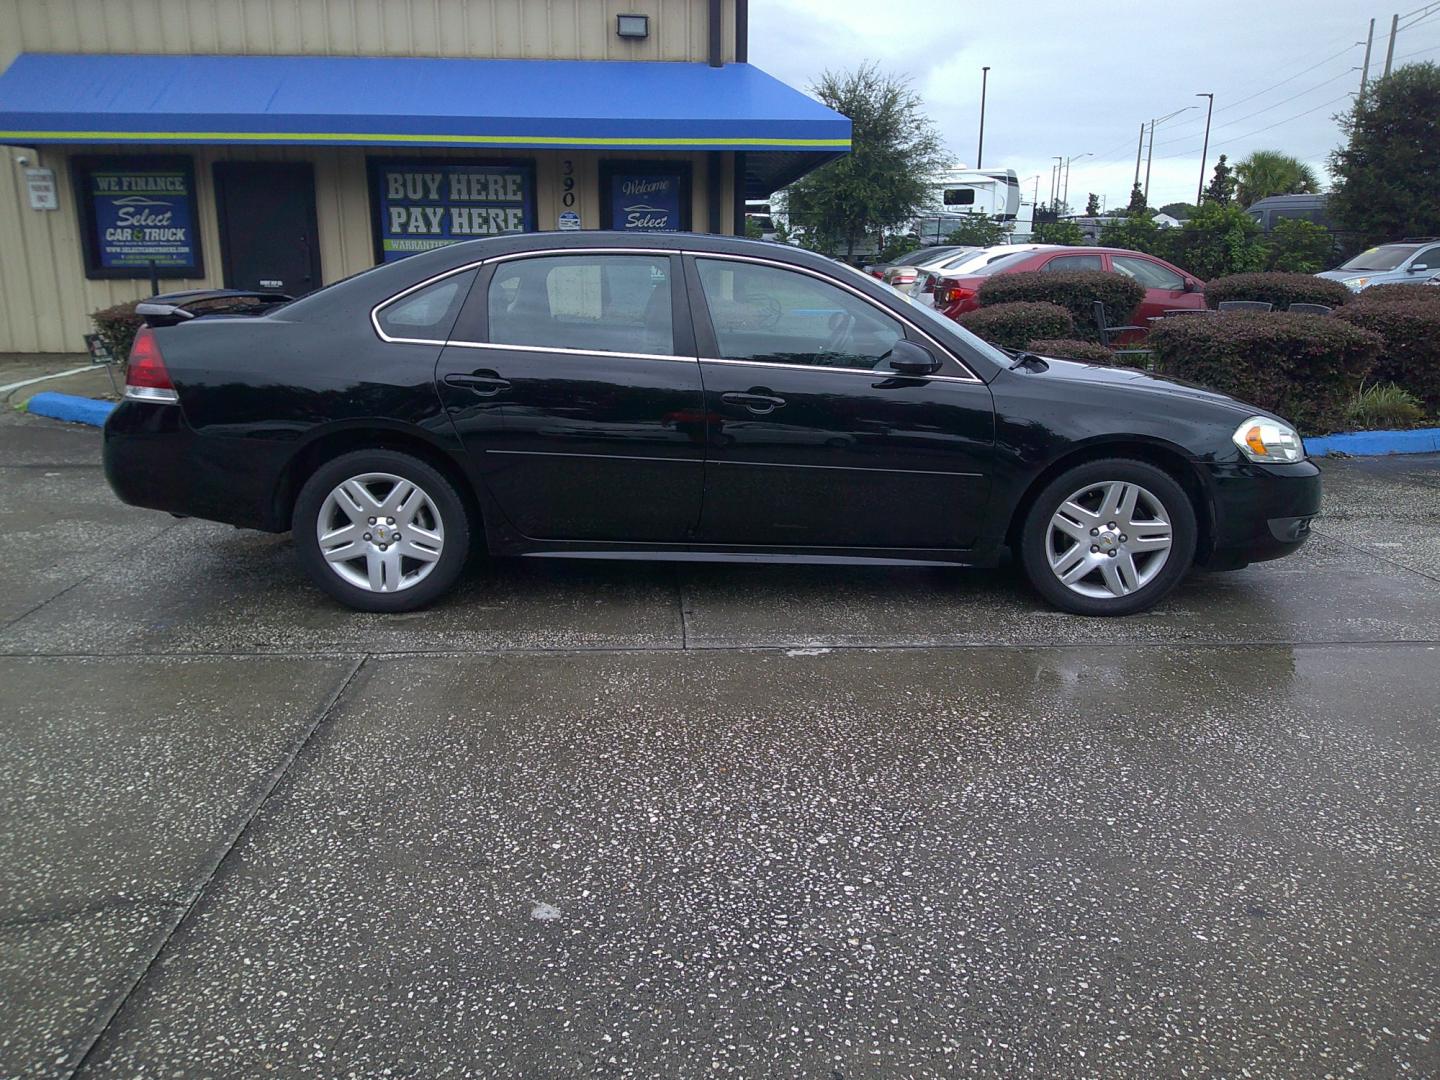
912,168 -> 1034,243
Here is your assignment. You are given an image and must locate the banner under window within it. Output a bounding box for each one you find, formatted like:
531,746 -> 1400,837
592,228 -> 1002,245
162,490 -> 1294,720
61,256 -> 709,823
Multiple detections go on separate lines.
601,163 -> 692,232
370,161 -> 535,262
72,156 -> 203,280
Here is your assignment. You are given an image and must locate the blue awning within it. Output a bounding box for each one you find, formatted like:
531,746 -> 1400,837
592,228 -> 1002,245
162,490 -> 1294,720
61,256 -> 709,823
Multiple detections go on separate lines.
0,53 -> 849,192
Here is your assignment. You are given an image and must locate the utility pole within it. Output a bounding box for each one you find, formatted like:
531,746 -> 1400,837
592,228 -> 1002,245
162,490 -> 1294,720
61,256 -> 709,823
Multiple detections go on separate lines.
1195,92 -> 1214,205
1383,12 -> 1399,77
1133,123 -> 1145,189
976,66 -> 990,168
1143,119 -> 1156,202
1051,156 -> 1063,209
1061,153 -> 1092,210
1359,17 -> 1375,102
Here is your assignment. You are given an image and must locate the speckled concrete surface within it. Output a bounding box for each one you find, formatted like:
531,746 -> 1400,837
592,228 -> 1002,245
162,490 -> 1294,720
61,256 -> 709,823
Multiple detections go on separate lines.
77,648 -> 1440,1079
1,415 -> 1437,1079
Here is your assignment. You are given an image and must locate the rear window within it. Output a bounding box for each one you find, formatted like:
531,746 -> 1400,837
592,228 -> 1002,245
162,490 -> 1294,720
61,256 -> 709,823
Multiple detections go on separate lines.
970,251 -> 1037,277
375,270 -> 476,340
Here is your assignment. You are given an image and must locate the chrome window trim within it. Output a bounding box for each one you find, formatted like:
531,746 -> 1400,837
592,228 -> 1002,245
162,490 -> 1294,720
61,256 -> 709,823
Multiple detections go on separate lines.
368,245 -> 982,383
698,356 -> 983,384
123,385 -> 179,404
685,250 -> 983,382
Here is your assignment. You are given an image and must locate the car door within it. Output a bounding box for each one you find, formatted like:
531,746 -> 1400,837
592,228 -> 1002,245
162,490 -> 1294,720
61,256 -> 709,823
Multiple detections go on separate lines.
1404,244 -> 1440,283
685,254 -> 995,550
1109,253 -> 1198,322
433,250 -> 706,542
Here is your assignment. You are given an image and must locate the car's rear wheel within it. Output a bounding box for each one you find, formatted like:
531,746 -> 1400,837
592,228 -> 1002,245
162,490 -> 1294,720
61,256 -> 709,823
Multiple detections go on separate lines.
293,449 -> 470,612
1020,458 -> 1196,616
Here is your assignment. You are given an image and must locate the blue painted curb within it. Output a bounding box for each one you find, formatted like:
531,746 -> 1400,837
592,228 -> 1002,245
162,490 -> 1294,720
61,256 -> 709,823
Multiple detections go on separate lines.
25,392 -> 117,427
1304,426 -> 1440,457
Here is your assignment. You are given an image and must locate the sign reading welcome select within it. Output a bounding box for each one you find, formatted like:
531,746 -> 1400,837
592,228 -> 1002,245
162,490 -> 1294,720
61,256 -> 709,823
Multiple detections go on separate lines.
373,163 -> 535,262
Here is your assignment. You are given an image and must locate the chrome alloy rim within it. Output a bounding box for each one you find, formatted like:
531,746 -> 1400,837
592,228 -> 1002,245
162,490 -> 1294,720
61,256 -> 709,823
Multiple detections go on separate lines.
1046,480 -> 1173,599
316,472 -> 445,593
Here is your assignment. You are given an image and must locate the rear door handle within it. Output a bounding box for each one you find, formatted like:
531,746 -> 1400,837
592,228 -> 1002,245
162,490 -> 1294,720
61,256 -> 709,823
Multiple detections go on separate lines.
445,371 -> 511,396
722,391 -> 786,415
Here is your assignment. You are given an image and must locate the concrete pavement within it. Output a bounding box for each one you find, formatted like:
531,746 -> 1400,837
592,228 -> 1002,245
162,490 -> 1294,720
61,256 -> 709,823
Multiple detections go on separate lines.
1,409 -> 1437,1078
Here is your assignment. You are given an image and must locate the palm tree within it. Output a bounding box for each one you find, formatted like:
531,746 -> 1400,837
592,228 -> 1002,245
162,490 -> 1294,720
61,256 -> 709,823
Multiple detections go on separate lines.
1234,150 -> 1320,207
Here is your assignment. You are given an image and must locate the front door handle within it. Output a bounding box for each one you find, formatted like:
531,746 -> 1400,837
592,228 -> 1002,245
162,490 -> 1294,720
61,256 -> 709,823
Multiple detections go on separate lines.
722,391 -> 787,415
445,371 -> 511,397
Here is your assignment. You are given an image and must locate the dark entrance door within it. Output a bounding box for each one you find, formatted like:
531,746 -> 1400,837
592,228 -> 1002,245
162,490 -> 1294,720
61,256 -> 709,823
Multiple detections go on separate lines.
213,162 -> 321,295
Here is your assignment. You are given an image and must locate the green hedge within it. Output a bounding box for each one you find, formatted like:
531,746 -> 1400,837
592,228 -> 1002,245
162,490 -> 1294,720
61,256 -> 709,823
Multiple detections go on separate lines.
976,270 -> 1146,339
1335,298 -> 1440,414
90,301 -> 144,364
1027,338 -> 1117,365
955,301 -> 1073,349
1203,272 -> 1352,311
1147,312 -> 1382,433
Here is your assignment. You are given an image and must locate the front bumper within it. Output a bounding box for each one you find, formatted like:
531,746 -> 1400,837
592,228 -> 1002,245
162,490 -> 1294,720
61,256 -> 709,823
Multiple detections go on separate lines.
1199,458 -> 1322,570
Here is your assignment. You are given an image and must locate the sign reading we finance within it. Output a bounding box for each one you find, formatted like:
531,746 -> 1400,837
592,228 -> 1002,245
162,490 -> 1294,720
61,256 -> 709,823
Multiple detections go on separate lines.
374,163 -> 535,262
81,158 -> 201,276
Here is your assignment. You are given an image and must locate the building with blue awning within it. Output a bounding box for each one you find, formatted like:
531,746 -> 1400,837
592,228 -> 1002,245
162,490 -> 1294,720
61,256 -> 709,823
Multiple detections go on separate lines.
0,0 -> 850,352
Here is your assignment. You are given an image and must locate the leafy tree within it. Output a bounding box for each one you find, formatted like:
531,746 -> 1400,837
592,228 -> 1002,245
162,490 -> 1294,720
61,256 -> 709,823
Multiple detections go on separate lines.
743,216 -> 765,239
1265,218 -> 1337,272
1163,201 -> 1267,279
1084,193 -> 1101,216
1329,62 -> 1440,247
1099,211 -> 1161,255
945,215 -> 1008,246
1234,150 -> 1320,207
1126,183 -> 1147,213
1203,155 -> 1237,206
1031,220 -> 1086,245
1158,201 -> 1197,220
780,63 -> 948,259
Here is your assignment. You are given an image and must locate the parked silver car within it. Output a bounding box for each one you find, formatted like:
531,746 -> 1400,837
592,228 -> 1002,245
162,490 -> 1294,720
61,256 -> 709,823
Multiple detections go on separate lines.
1316,239 -> 1440,292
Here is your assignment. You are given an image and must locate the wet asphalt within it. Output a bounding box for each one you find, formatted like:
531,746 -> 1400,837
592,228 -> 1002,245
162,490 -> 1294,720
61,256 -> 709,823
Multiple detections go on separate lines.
1,410 -> 1437,1079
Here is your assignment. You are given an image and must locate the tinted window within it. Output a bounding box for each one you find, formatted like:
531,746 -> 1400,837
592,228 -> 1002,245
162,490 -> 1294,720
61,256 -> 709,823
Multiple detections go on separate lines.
696,259 -> 903,371
1043,254 -> 1104,272
943,189 -> 977,206
487,255 -> 674,355
1414,246 -> 1440,268
376,270 -> 476,340
1111,255 -> 1185,290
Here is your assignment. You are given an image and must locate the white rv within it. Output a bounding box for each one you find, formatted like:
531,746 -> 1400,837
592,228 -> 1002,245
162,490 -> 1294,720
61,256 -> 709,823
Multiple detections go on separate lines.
912,168 -> 1034,244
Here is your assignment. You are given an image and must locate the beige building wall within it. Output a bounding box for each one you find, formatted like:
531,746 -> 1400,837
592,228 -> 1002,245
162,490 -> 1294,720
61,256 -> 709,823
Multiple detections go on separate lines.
0,0 -> 739,352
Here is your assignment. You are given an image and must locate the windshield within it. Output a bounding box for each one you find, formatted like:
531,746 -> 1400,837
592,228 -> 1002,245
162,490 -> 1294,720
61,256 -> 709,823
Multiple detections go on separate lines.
893,245 -> 959,265
969,251 -> 1038,277
1341,245 -> 1419,271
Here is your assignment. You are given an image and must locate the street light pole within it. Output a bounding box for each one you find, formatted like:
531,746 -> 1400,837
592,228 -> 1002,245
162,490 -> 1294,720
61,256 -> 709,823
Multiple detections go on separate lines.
1195,92 -> 1214,205
1050,156 -> 1063,209
1061,153 -> 1092,209
1144,106 -> 1197,203
976,66 -> 990,168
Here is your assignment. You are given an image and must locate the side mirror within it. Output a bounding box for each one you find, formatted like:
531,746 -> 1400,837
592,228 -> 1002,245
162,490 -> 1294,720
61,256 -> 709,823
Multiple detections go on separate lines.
888,340 -> 940,375
1410,263 -> 1429,273
1183,278 -> 1201,292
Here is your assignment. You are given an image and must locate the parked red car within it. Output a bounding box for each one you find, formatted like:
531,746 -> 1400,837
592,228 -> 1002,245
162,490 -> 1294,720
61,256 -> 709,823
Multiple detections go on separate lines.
931,246 -> 1206,325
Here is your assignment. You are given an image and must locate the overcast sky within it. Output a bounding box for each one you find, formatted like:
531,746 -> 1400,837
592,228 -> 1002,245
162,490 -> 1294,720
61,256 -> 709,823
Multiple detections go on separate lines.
750,0 -> 1440,211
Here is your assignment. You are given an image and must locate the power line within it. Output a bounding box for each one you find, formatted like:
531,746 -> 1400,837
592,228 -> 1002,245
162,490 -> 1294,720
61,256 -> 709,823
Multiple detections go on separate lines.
1152,65 -> 1358,148
1213,40 -> 1361,114
1153,93 -> 1354,161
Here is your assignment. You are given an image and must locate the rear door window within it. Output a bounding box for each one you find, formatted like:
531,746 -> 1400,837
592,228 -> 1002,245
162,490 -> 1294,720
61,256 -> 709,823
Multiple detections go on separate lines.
1111,255 -> 1185,290
486,254 -> 675,355
375,269 -> 477,341
1043,254 -> 1104,272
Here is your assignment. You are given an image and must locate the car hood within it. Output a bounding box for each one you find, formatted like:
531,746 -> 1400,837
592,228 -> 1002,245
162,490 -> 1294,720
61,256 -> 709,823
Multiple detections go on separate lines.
1315,269 -> 1371,282
1024,355 -> 1264,416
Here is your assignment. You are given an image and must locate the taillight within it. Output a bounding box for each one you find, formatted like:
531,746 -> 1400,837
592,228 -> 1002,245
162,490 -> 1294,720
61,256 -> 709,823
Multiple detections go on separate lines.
938,281 -> 976,306
125,326 -> 178,402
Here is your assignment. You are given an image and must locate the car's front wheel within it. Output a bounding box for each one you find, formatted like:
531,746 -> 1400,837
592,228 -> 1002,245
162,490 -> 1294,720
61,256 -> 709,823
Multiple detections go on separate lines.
293,449 -> 471,612
1019,459 -> 1196,616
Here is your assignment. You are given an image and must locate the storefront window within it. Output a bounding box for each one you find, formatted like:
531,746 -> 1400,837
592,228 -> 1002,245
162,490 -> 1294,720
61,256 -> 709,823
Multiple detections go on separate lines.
369,160 -> 536,263
71,155 -> 203,280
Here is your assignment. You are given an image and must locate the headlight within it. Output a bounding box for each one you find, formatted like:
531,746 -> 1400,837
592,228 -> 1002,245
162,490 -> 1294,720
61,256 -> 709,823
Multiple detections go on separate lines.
1346,277 -> 1369,292
1233,417 -> 1305,463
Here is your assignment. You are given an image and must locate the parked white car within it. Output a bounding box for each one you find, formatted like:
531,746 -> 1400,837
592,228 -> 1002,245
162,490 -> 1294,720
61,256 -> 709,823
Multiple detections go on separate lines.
912,244 -> 1053,301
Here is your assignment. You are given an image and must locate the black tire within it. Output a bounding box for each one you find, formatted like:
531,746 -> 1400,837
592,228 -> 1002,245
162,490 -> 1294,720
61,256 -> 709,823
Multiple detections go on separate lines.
1019,458 -> 1197,616
293,449 -> 471,612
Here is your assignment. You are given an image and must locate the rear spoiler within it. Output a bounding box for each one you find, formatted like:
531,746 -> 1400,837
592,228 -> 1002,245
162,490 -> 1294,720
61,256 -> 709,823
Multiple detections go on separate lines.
136,288 -> 294,328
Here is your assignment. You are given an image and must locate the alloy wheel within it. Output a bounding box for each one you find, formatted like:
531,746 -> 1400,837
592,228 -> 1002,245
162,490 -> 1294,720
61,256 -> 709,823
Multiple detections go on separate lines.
315,472 -> 445,593
1046,480 -> 1173,599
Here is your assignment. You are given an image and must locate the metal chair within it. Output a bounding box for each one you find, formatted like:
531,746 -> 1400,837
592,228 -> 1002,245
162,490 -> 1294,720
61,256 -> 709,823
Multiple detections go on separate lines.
1217,300 -> 1273,313
1287,302 -> 1333,316
1092,300 -> 1145,348
1162,308 -> 1217,317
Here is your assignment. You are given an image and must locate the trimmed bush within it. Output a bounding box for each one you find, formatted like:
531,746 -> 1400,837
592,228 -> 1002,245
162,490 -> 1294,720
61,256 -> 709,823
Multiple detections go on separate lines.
1335,297 -> 1440,413
955,301 -> 1073,350
1027,338 -> 1117,365
976,270 -> 1145,339
90,301 -> 144,363
1148,312 -> 1382,433
1351,282 -> 1440,306
1203,272 -> 1351,311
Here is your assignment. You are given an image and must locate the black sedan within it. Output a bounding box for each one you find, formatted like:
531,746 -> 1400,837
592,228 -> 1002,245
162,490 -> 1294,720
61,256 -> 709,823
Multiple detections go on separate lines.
104,233 -> 1320,616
